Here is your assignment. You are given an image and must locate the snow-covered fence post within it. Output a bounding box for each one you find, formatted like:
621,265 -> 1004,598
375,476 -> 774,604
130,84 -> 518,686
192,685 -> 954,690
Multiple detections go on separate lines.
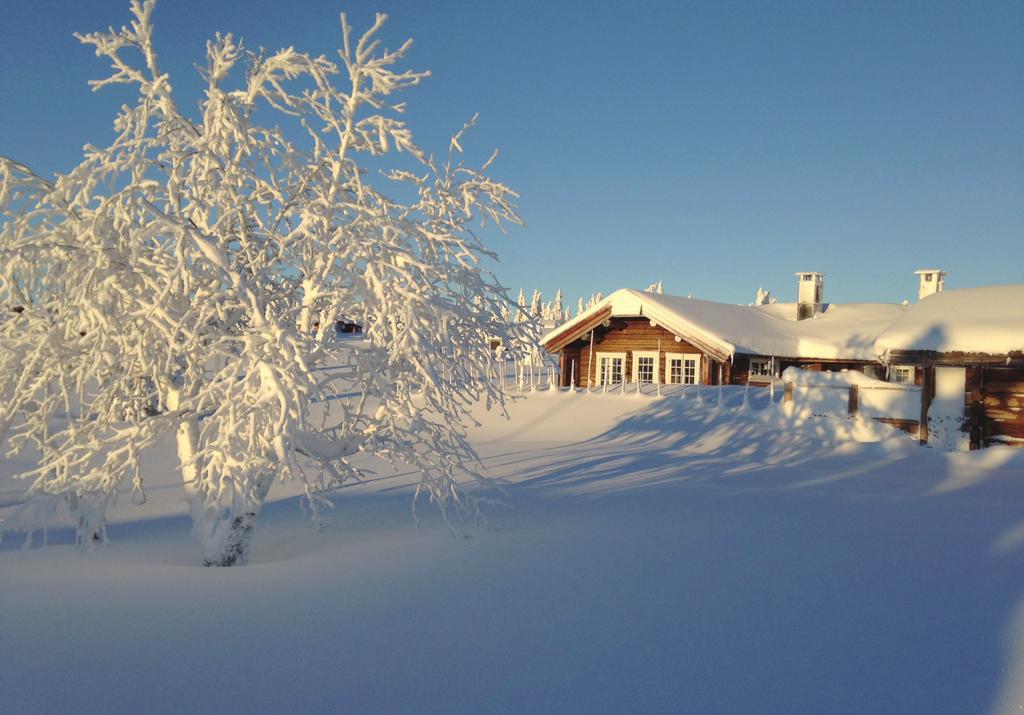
656,338 -> 662,397
848,385 -> 859,415
569,358 -> 576,392
587,331 -> 595,391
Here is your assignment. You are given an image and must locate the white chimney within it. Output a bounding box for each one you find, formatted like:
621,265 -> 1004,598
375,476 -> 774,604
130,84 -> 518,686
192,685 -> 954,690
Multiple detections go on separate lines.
795,272 -> 824,320
914,269 -> 946,301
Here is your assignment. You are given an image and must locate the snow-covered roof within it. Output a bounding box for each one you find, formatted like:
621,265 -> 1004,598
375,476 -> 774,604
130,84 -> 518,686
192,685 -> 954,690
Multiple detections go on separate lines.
874,285 -> 1024,356
543,289 -> 908,361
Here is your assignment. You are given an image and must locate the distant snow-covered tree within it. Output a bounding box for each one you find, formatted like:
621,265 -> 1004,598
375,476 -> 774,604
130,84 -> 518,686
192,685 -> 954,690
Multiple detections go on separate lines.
576,297 -> 585,316
753,287 -> 775,305
552,289 -> 563,319
0,1 -> 522,566
529,289 -> 542,319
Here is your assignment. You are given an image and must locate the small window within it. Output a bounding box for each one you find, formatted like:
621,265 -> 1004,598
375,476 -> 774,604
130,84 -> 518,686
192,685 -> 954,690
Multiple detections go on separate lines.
683,358 -> 698,384
892,366 -> 915,384
636,356 -> 655,383
666,353 -> 700,385
632,351 -> 659,384
924,273 -> 933,282
802,274 -> 813,281
749,358 -> 771,377
596,353 -> 625,385
669,358 -> 683,384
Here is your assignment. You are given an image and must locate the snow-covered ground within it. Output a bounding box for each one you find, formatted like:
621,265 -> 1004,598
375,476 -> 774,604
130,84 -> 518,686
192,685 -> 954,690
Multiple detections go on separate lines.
3,386 -> 1024,713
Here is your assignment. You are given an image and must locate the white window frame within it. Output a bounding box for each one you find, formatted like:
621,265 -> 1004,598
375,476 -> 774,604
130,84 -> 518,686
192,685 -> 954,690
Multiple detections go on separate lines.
595,352 -> 626,386
665,352 -> 701,385
632,350 -> 659,384
748,357 -> 772,381
891,365 -> 916,384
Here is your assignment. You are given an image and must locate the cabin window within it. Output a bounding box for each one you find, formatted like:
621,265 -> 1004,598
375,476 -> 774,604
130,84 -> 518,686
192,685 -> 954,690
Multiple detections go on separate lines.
749,358 -> 771,377
596,352 -> 625,385
666,353 -> 701,385
668,357 -> 683,384
632,351 -> 659,384
892,366 -> 916,384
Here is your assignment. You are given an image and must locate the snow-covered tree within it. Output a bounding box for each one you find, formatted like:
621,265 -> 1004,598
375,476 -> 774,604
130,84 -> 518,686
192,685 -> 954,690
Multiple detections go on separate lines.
753,287 -> 775,305
529,289 -> 542,319
551,289 -> 563,321
576,297 -> 585,316
0,1 -> 523,566
563,307 -> 572,323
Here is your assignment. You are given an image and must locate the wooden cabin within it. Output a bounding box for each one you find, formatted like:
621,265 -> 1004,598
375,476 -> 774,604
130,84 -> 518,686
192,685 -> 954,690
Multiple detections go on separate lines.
541,288 -> 906,390
875,284 -> 1024,447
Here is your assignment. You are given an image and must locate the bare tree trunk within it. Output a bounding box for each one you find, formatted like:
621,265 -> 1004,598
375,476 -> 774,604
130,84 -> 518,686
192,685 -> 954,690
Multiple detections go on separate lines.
66,492 -> 108,549
198,471 -> 275,567
168,384 -> 276,567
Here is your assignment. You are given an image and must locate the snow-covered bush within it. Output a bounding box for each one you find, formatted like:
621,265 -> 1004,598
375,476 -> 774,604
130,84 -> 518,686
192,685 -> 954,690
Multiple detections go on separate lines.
0,0 -> 523,565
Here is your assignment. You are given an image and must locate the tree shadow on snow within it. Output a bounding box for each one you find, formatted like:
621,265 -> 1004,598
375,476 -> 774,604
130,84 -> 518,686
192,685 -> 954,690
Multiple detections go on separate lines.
478,388 -> 1024,714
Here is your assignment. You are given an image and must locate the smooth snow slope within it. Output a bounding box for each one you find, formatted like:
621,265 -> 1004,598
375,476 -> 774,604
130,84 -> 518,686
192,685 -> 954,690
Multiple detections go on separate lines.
3,387 -> 1024,714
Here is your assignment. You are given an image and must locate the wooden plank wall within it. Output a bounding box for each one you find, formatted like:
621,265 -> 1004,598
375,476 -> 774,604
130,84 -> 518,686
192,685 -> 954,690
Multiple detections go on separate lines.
559,318 -> 721,388
966,367 -> 1024,447
731,355 -> 753,385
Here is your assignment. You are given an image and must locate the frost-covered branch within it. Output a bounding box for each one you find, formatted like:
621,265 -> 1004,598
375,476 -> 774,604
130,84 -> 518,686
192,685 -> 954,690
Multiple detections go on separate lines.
0,1 -> 525,565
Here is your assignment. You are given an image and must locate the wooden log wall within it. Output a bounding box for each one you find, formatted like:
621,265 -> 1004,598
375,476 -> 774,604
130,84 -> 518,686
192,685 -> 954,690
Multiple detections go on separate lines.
559,346 -> 582,387
559,318 -> 721,388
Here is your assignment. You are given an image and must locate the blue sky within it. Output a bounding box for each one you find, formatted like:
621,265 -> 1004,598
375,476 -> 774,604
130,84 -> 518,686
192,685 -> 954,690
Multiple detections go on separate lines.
1,0 -> 1021,307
